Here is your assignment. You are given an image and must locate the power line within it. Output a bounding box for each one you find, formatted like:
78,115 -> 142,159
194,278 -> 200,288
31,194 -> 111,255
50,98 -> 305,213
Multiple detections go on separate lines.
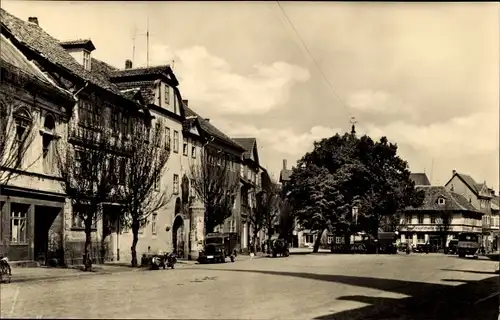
274,1 -> 354,123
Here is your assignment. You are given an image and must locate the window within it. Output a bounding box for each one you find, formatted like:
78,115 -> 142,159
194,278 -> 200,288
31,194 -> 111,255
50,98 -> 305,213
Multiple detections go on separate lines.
306,234 -> 314,244
438,198 -> 446,205
183,138 -> 188,156
119,158 -> 127,185
165,127 -> 171,150
335,236 -> 343,244
164,85 -> 170,105
152,213 -> 158,235
83,50 -> 91,70
111,110 -> 119,133
13,110 -> 31,165
42,115 -> 56,173
430,216 -> 436,224
173,174 -> 179,194
327,235 -> 334,244
78,101 -> 100,127
74,151 -> 83,178
240,164 -> 244,177
191,145 -> 196,159
229,220 -> 236,233
173,131 -> 179,153
10,204 -> 28,243
121,113 -> 130,138
72,205 -> 97,229
189,179 -> 196,200
155,123 -> 161,147
417,214 -> 424,224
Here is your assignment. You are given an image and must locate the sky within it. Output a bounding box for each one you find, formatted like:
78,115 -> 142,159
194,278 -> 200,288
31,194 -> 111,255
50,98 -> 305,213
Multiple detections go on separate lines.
3,1 -> 499,191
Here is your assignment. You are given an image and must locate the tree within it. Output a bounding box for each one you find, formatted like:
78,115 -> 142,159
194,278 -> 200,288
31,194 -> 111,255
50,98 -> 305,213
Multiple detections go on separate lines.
0,90 -> 37,186
278,198 -> 295,243
55,108 -> 116,271
285,132 -> 425,252
190,148 -> 240,234
436,210 -> 453,251
116,118 -> 172,267
250,182 -> 280,254
285,164 -> 349,252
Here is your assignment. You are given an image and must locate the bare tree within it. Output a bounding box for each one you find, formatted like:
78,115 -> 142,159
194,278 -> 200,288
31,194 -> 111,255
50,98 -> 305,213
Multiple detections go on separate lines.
116,118 -> 172,267
0,85 -> 38,186
190,148 -> 239,234
251,182 -> 280,253
55,101 -> 116,271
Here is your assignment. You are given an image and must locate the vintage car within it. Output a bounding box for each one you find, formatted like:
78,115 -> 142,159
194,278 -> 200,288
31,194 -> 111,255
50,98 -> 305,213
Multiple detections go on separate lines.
197,243 -> 227,264
457,233 -> 480,258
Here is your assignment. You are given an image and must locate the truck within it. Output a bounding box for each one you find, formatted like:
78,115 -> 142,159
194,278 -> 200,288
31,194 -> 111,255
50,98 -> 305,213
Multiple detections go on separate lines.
457,232 -> 479,258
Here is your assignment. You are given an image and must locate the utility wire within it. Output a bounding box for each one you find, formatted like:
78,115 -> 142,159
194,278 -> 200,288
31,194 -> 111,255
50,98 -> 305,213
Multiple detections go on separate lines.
274,1 -> 355,125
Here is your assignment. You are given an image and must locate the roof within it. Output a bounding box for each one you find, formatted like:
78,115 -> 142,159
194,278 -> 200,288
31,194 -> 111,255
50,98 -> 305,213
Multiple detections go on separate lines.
110,65 -> 170,78
409,173 -> 431,186
184,107 -> 245,151
115,80 -> 157,105
0,8 -> 123,96
232,138 -> 256,159
90,57 -> 118,77
405,186 -> 480,213
59,39 -> 95,51
1,33 -> 48,82
446,172 -> 490,196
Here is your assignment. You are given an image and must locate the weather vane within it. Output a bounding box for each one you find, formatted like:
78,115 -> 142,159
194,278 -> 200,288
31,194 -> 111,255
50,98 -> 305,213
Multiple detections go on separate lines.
350,116 -> 357,135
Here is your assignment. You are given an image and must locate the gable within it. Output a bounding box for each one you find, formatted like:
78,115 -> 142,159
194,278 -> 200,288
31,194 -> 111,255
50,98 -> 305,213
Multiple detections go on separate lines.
252,141 -> 260,165
189,125 -> 200,136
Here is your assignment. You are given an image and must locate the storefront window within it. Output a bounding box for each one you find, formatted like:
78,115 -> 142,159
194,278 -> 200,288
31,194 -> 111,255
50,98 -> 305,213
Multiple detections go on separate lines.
10,204 -> 29,243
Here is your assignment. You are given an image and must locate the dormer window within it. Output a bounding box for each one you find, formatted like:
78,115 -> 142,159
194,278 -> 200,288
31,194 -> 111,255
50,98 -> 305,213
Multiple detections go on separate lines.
83,50 -> 91,70
438,197 -> 446,206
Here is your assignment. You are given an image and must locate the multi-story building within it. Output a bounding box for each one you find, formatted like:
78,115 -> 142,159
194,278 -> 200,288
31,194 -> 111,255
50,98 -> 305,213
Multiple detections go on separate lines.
401,185 -> 483,247
0,10 -> 146,265
444,170 -> 498,251
232,138 -> 262,253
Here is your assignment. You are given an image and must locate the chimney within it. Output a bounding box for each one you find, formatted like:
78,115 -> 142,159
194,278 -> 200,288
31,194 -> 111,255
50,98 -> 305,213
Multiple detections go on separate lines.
283,159 -> 287,170
452,169 -> 456,175
491,190 -> 495,196
28,17 -> 38,25
182,100 -> 188,107
125,59 -> 133,69
205,118 -> 210,122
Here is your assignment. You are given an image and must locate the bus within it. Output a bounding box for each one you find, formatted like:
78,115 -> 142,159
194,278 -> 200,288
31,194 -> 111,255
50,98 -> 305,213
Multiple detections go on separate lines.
457,232 -> 480,258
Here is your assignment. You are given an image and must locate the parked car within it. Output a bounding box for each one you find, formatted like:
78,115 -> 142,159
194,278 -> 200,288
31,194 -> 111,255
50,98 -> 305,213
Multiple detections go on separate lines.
197,243 -> 228,264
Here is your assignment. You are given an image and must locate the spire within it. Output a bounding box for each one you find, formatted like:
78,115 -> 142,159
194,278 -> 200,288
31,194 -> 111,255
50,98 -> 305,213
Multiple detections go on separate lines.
350,117 -> 357,135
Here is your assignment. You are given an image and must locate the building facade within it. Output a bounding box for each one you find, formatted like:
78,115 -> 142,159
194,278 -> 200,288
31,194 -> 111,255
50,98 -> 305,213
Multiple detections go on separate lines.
401,186 -> 483,247
444,170 -> 498,251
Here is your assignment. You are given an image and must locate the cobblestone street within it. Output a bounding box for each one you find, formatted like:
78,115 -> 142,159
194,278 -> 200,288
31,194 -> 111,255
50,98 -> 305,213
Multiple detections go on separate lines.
1,253 -> 498,319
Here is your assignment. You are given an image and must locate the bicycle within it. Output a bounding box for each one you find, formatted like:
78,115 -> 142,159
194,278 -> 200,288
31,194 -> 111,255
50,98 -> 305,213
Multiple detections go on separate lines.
0,255 -> 12,284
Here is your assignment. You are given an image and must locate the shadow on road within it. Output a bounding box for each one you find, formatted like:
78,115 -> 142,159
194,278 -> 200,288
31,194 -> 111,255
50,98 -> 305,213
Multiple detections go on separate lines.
197,268 -> 498,320
441,268 -> 499,275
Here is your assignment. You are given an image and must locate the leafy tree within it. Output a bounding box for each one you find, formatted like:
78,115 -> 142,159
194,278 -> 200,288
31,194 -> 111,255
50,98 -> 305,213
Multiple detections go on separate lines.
116,118 -> 172,267
285,132 -> 425,252
190,147 -> 239,234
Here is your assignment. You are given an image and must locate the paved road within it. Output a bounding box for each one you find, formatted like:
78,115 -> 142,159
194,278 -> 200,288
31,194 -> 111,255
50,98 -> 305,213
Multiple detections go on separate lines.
1,253 -> 498,319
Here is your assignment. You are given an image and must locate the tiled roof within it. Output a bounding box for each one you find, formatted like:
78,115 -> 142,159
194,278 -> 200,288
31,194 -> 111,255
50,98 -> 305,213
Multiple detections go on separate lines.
232,138 -> 256,159
110,65 -> 170,79
405,186 -> 480,212
91,58 -> 118,77
184,107 -> 244,151
455,173 -> 480,193
0,8 -> 122,96
120,88 -> 141,101
115,80 -> 157,105
59,39 -> 95,51
409,173 -> 431,186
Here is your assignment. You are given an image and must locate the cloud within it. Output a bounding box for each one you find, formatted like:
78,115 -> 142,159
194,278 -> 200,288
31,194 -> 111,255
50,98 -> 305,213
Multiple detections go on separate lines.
347,90 -> 413,116
138,44 -> 310,115
358,111 -> 499,158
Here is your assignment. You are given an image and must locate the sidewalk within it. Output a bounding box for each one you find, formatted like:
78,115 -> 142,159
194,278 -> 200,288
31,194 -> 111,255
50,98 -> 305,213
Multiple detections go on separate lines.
5,254 -> 266,284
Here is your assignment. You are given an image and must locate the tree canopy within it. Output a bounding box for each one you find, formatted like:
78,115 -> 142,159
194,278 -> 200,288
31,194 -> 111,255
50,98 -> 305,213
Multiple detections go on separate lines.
284,132 -> 425,246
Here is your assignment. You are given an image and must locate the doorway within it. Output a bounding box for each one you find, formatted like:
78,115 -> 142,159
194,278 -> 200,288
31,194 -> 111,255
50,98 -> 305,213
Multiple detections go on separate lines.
34,206 -> 61,265
172,215 -> 185,258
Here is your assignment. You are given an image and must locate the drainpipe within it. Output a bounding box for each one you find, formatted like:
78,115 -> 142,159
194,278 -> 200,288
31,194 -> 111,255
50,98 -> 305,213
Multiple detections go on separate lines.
73,81 -> 89,100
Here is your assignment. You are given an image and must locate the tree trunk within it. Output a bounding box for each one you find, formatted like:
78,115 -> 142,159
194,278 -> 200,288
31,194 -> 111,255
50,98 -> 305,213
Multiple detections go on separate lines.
313,229 -> 324,253
343,233 -> 351,253
267,227 -> 273,255
131,220 -> 139,267
84,218 -> 93,272
251,228 -> 259,254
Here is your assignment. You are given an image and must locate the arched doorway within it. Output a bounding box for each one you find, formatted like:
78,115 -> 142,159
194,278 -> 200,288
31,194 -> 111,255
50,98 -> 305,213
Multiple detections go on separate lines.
172,198 -> 184,258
